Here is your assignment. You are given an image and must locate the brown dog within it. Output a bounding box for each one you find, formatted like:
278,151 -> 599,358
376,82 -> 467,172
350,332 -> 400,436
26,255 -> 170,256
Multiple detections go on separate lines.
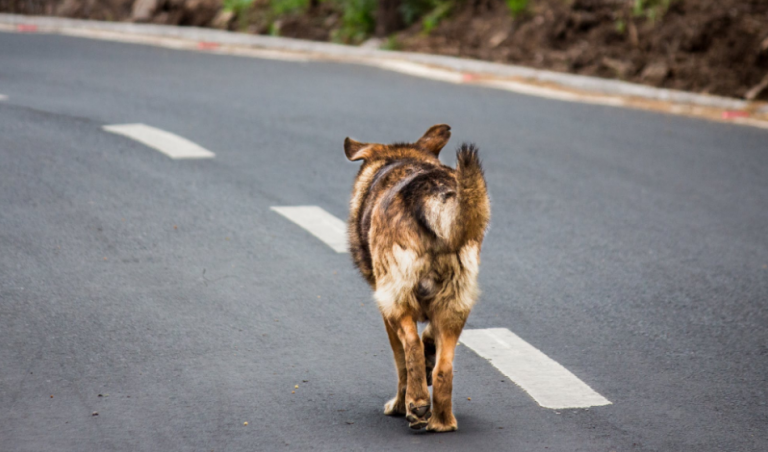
344,124 -> 490,432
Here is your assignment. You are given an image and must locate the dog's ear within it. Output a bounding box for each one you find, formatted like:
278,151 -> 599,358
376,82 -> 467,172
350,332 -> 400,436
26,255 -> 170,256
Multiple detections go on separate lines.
344,137 -> 373,161
415,124 -> 451,156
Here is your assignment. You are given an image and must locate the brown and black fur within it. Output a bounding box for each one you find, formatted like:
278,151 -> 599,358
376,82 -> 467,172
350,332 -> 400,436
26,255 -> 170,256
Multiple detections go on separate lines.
344,124 -> 490,432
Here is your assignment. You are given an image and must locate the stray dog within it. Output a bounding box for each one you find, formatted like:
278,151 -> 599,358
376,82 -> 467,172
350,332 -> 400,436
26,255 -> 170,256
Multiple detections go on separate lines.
344,124 -> 490,432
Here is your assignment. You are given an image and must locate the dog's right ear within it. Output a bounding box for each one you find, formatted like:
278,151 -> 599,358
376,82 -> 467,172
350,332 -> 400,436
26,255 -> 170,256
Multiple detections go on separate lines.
344,137 -> 373,161
415,124 -> 451,156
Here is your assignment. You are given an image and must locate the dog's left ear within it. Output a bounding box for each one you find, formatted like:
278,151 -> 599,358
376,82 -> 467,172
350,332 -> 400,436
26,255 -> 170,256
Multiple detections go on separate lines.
415,124 -> 451,156
344,137 -> 373,161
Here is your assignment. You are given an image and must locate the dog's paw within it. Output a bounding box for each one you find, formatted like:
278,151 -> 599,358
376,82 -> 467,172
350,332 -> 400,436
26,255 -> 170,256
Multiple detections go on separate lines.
384,397 -> 406,416
405,402 -> 432,430
426,415 -> 458,433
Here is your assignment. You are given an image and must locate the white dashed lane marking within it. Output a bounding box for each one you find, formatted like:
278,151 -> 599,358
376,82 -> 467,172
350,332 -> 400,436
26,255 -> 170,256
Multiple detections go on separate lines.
102,123 -> 215,159
460,328 -> 612,409
0,94 -> 7,101
271,206 -> 348,253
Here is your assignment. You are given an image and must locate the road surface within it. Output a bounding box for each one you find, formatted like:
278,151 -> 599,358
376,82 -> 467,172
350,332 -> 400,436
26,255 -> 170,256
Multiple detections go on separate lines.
1,31 -> 767,451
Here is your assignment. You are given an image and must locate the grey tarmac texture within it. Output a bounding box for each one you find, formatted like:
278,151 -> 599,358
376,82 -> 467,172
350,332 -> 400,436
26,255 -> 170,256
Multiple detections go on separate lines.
0,32 -> 767,452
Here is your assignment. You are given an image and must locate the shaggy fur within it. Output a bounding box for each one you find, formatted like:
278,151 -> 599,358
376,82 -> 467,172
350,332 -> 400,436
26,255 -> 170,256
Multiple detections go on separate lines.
344,124 -> 490,432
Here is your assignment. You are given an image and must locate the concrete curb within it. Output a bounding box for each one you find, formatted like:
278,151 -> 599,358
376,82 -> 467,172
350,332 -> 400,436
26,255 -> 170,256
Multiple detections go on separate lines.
1,13 -> 766,115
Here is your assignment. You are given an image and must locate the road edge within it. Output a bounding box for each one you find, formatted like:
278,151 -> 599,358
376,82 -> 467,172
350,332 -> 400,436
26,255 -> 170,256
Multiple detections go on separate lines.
1,13 -> 767,127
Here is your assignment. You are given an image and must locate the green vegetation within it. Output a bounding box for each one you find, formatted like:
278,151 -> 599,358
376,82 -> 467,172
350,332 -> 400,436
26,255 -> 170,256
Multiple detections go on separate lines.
421,1 -> 453,34
632,0 -> 673,21
381,35 -> 401,50
399,0 -> 428,25
505,0 -> 529,17
332,0 -> 377,43
261,0 -> 458,43
259,0 -> 675,45
268,21 -> 281,35
615,18 -> 626,34
398,0 -> 455,34
330,0 -> 455,42
270,0 -> 311,15
223,0 -> 255,30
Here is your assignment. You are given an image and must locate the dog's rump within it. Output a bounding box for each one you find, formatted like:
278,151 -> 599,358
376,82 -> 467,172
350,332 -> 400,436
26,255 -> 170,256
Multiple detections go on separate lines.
358,145 -> 488,258
361,152 -> 487,319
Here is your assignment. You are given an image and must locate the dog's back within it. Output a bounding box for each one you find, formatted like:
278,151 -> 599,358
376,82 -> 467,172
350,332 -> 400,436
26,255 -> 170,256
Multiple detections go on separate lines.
345,125 -> 490,320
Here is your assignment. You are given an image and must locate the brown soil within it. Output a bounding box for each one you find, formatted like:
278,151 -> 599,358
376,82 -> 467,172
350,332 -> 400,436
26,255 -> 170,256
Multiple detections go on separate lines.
0,0 -> 221,25
3,0 -> 767,100
393,0 -> 768,100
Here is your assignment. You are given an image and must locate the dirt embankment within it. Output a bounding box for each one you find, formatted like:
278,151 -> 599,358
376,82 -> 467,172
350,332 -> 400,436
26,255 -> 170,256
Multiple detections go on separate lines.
0,0 -> 222,26
393,0 -> 768,100
2,0 -> 767,100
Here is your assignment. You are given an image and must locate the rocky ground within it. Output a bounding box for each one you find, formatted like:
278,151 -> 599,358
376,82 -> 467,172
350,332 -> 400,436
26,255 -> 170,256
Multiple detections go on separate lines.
2,0 -> 767,100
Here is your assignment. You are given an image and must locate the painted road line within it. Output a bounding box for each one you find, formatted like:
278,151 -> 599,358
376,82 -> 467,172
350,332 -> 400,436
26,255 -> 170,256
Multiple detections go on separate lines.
102,123 -> 215,159
477,79 -> 625,107
459,328 -> 612,409
733,117 -> 768,130
372,60 -> 464,84
369,61 -> 624,107
213,46 -> 311,62
59,28 -> 312,62
271,206 -> 348,253
0,94 -> 7,101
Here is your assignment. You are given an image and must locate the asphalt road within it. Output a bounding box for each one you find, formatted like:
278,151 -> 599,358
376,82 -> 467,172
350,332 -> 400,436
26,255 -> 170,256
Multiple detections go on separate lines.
1,31 -> 767,452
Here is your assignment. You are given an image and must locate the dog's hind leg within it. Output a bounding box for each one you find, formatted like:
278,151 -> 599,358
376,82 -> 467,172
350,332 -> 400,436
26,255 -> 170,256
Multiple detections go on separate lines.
422,323 -> 436,387
382,316 -> 407,416
427,320 -> 463,433
374,245 -> 431,427
388,313 -> 431,429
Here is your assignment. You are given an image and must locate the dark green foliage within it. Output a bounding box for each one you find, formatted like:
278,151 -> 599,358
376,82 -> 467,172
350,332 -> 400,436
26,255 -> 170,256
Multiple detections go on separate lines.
505,0 -> 528,16
332,0 -> 377,43
223,0 -> 255,30
421,0 -> 453,34
270,0 -> 310,15
399,0 -> 432,25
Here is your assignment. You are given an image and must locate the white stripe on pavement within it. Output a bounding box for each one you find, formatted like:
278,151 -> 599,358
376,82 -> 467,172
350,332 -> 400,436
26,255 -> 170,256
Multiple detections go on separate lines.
367,61 -> 624,106
733,117 -> 768,130
371,60 -> 465,84
102,123 -> 215,159
459,328 -> 612,409
271,206 -> 348,253
0,94 -> 7,101
477,80 -> 625,107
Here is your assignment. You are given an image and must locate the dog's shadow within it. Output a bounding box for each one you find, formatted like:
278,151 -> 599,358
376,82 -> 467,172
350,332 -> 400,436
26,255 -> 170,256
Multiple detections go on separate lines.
363,401 -> 504,436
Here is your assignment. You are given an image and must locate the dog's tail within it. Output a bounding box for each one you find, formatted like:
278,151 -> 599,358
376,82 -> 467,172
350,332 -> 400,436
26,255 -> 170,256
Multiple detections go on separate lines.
454,143 -> 490,247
